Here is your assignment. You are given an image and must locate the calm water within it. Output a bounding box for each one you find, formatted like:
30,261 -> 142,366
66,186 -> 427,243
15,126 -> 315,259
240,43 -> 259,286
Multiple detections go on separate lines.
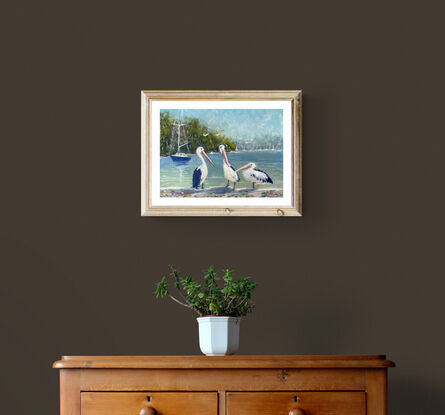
160,150 -> 283,189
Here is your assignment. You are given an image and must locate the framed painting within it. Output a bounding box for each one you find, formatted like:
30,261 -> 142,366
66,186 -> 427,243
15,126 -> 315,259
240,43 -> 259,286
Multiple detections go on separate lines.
141,90 -> 302,216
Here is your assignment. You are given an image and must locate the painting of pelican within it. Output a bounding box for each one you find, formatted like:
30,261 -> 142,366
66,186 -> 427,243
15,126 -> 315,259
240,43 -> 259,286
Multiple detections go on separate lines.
192,146 -> 215,189
157,106 -> 287,199
141,90 -> 302,216
236,162 -> 273,189
219,144 -> 240,190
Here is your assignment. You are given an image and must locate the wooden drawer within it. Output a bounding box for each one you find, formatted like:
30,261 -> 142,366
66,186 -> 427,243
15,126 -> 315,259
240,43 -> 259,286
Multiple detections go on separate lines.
227,392 -> 366,415
81,392 -> 217,415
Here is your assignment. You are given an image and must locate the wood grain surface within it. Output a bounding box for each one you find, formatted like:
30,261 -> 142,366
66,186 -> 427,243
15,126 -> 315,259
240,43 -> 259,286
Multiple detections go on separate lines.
82,392 -> 217,415
53,354 -> 394,369
227,391 -> 366,415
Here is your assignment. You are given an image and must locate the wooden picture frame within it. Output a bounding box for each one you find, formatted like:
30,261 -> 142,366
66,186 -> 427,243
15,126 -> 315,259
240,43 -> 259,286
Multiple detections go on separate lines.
141,90 -> 302,216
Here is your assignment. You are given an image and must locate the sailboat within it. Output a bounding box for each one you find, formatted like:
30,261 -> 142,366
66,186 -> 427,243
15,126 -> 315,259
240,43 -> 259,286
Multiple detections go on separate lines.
170,117 -> 191,162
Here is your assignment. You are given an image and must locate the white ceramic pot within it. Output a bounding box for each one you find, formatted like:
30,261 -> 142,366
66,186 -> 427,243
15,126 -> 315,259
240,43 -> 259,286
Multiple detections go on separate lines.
197,316 -> 241,356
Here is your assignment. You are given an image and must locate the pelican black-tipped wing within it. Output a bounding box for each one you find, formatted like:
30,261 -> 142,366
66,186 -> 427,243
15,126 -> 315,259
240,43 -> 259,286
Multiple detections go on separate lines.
192,167 -> 202,189
251,168 -> 273,183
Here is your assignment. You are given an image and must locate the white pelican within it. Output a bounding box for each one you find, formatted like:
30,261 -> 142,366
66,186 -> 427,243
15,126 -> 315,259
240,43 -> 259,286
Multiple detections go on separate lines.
236,162 -> 273,189
192,146 -> 215,189
218,144 -> 239,190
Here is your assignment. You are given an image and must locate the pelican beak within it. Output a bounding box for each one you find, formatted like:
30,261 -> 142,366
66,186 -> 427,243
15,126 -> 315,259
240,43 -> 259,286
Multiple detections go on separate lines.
202,150 -> 215,167
236,164 -> 251,173
221,147 -> 230,165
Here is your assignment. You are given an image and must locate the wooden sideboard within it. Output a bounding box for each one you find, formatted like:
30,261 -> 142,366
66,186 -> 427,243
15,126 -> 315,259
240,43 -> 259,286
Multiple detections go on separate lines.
53,355 -> 395,415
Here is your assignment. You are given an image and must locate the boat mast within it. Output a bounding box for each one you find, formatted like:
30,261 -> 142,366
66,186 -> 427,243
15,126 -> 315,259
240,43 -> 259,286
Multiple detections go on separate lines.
175,112 -> 186,152
177,120 -> 181,151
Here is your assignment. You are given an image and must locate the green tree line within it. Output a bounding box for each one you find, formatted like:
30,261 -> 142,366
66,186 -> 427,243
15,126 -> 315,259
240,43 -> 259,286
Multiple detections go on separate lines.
160,111 -> 236,156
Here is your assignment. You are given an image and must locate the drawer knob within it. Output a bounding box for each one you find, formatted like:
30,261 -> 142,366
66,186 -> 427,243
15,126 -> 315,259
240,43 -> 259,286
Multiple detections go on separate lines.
140,408 -> 156,415
289,409 -> 305,415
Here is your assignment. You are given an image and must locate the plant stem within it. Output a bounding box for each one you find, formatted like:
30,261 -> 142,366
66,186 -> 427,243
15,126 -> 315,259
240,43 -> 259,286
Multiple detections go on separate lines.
170,270 -> 189,305
234,296 -> 248,309
168,294 -> 201,316
226,295 -> 237,313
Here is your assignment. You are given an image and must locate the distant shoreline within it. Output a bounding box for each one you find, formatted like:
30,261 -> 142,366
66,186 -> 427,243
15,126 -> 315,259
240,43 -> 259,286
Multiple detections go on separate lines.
160,149 -> 282,158
160,186 -> 283,198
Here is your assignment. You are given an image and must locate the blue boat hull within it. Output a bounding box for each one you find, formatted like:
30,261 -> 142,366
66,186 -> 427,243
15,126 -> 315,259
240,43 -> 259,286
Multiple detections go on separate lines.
170,155 -> 191,162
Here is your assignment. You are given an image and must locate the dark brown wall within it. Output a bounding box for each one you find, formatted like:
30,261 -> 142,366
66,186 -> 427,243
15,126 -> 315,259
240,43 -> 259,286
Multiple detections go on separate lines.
2,1 -> 444,414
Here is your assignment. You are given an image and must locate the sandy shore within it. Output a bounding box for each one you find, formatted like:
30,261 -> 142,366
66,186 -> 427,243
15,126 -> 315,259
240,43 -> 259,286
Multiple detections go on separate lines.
160,186 -> 283,198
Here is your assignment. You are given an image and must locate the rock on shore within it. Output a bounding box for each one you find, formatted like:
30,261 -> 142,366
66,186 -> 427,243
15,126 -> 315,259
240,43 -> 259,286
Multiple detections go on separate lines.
160,186 -> 283,198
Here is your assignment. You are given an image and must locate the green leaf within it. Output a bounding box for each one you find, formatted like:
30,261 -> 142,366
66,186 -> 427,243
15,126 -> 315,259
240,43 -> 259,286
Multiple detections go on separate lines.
154,265 -> 257,317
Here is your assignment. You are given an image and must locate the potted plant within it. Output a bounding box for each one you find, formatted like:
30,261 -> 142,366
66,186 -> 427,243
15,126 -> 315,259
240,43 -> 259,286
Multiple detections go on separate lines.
155,265 -> 257,356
